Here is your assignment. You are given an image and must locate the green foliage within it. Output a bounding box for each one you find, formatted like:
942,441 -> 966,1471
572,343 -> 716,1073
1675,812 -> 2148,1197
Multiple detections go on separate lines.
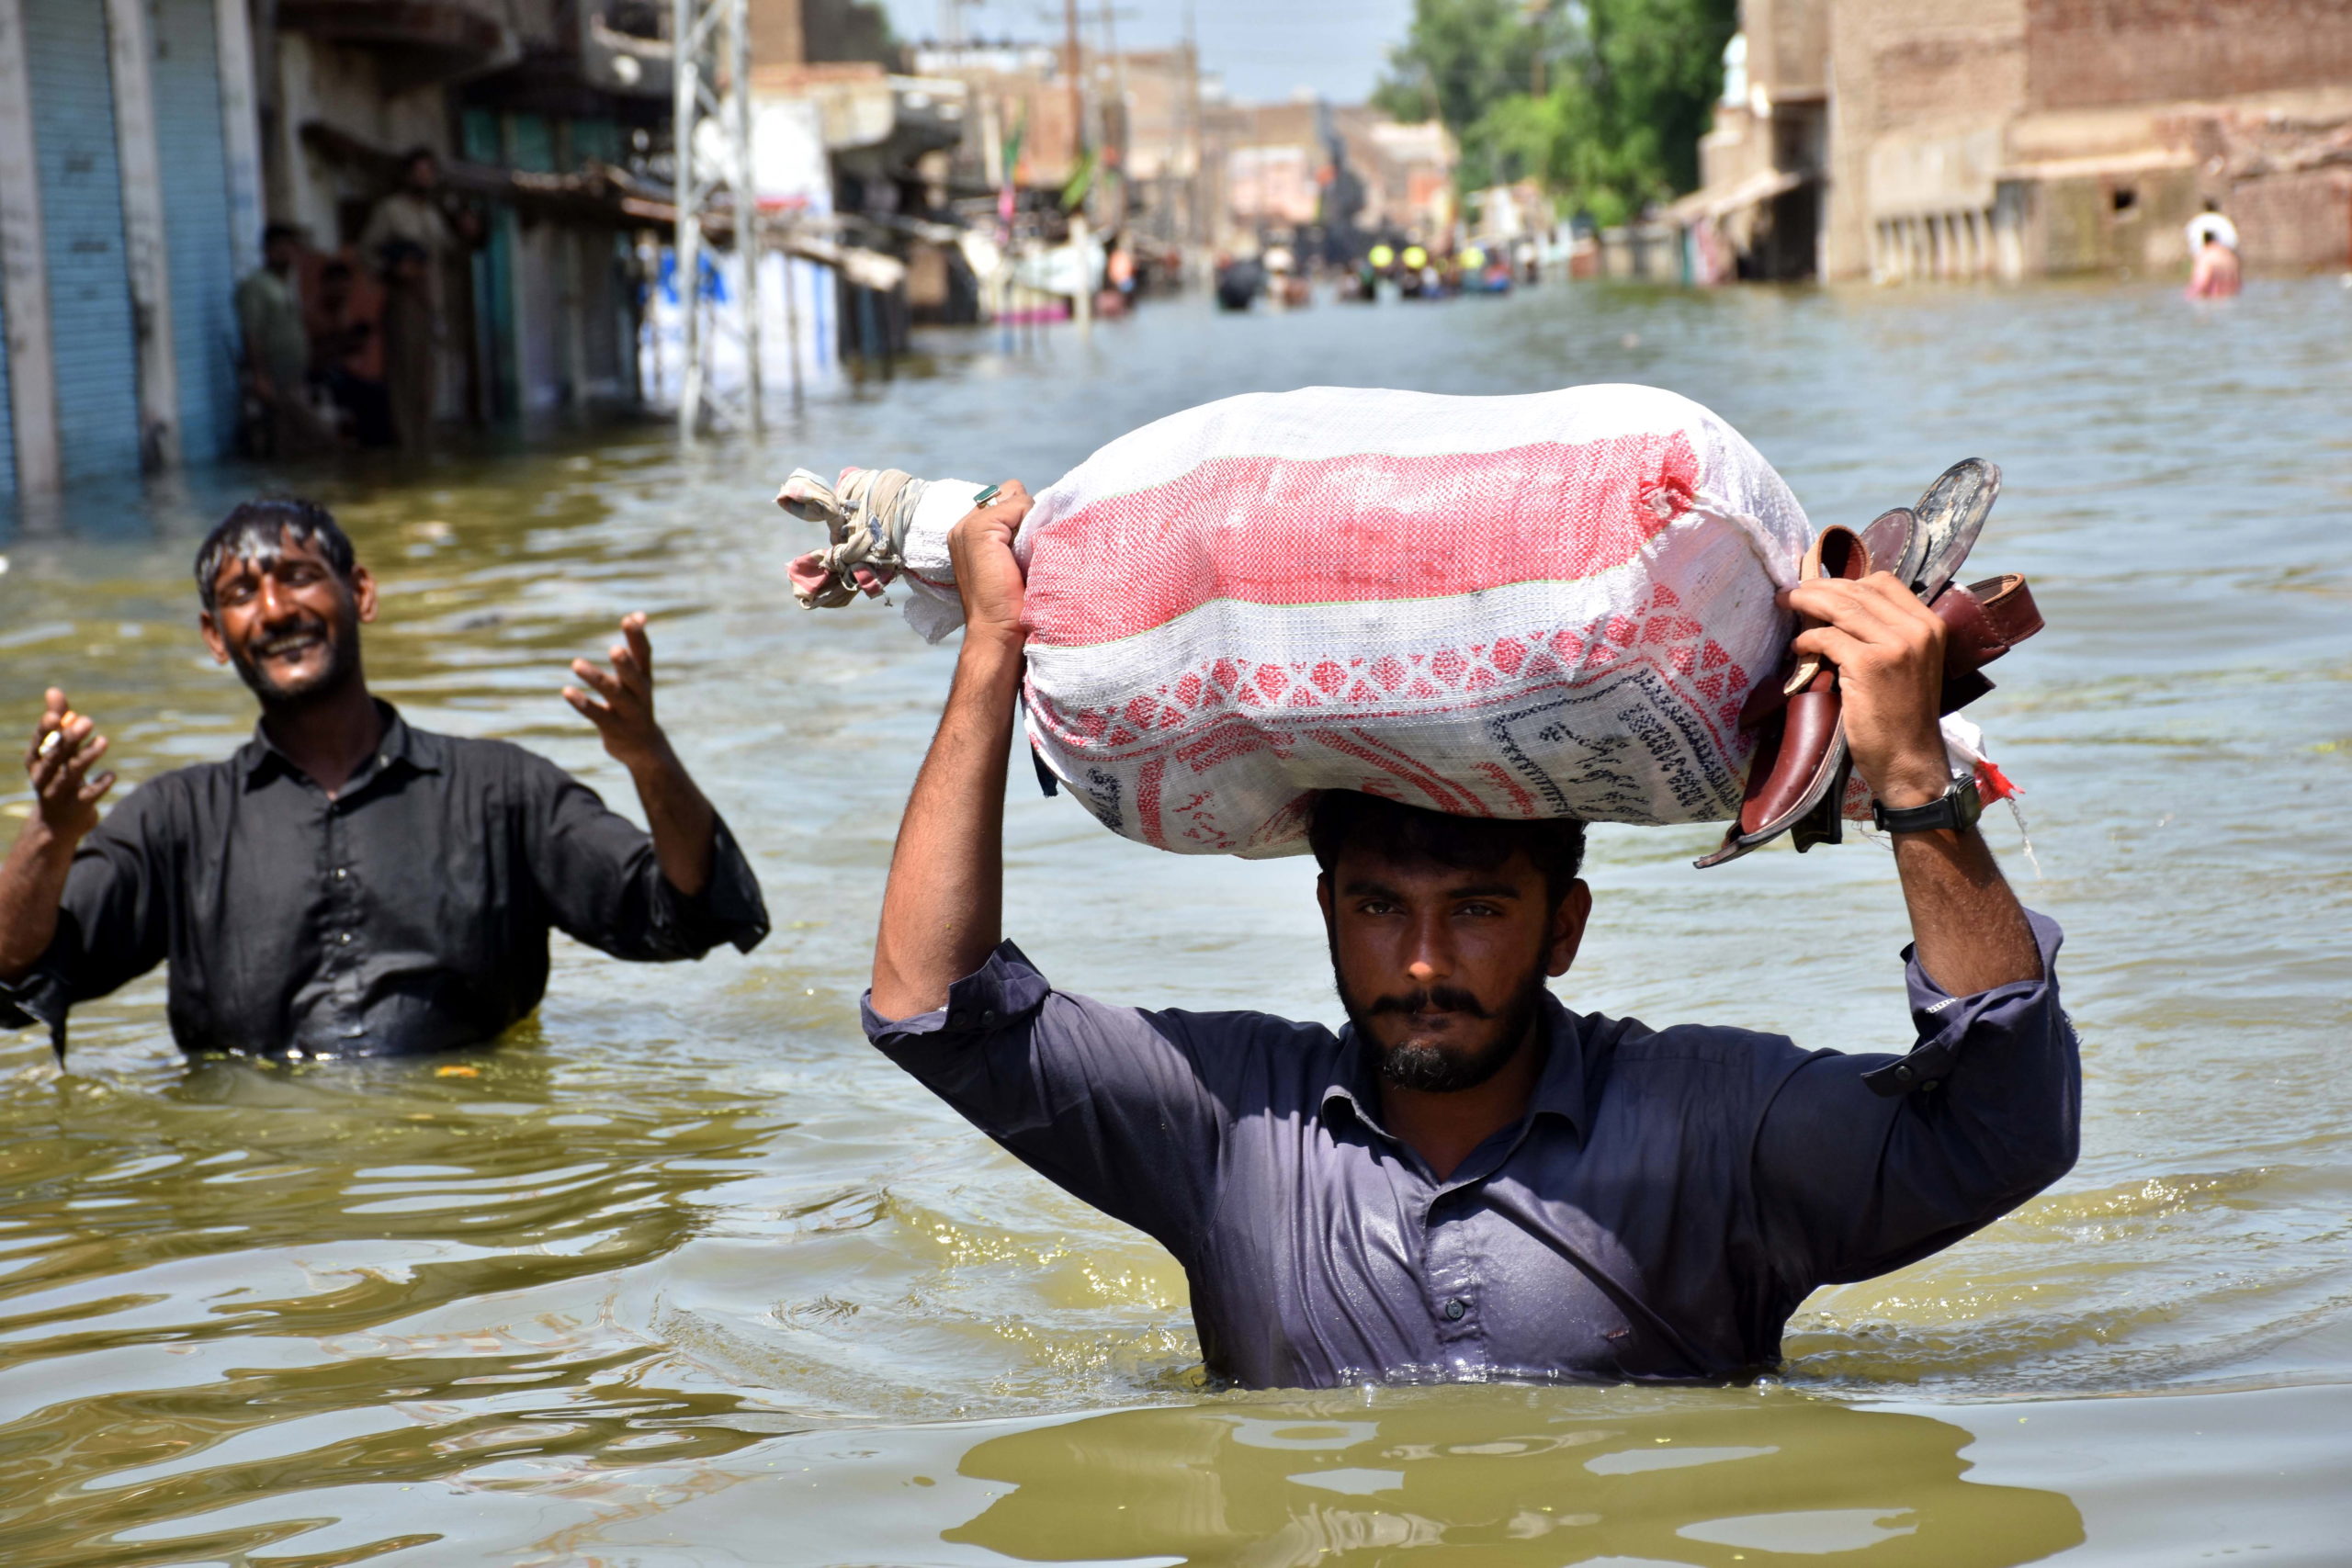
1376,0 -> 1737,223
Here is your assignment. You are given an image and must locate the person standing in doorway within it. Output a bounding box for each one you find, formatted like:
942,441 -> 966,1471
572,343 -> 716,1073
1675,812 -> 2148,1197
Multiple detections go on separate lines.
360,149 -> 481,450
235,224 -> 336,457
309,257 -> 391,447
377,242 -> 437,453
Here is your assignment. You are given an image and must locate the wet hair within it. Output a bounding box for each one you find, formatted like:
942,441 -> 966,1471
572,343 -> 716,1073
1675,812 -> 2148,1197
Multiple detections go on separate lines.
194,498 -> 356,613
262,222 -> 300,247
1307,790 -> 1588,908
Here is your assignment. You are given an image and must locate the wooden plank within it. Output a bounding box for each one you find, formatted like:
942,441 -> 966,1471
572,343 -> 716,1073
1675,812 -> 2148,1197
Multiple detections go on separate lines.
103,0 -> 180,469
214,0 -> 264,279
0,0 -> 60,495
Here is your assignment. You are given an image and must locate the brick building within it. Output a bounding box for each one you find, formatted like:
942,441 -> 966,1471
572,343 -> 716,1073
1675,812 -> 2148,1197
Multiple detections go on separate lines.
1688,0 -> 2352,282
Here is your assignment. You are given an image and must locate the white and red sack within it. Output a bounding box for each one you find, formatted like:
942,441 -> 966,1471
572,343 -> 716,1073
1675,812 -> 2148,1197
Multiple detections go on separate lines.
786,384 -> 1898,857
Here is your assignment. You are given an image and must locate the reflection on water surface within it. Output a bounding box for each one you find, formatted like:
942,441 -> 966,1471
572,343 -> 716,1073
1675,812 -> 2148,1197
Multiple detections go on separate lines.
2,279 -> 2348,1562
945,1395 -> 2084,1565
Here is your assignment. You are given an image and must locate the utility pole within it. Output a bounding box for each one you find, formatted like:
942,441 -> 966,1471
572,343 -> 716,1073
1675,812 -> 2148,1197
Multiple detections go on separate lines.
1067,5 -> 1135,233
1182,0 -> 1203,254
1063,0 -> 1085,164
672,0 -> 764,437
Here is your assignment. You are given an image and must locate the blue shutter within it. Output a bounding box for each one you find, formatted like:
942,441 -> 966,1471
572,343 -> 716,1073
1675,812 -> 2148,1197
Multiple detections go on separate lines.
149,0 -> 239,463
0,281 -> 16,498
22,0 -> 140,482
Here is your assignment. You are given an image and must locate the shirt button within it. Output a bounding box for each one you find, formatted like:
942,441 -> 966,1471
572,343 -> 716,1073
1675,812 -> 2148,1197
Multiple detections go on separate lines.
1443,1298 -> 1467,1322
334,868 -> 348,880
339,932 -> 354,944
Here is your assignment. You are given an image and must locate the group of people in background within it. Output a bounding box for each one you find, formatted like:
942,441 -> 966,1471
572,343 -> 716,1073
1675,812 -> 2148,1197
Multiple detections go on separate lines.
234,149 -> 478,459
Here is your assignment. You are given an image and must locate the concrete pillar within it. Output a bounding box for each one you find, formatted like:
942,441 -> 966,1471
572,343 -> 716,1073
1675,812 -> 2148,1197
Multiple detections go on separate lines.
103,0 -> 181,468
564,227 -> 589,412
216,0 -> 266,278
0,0 -> 60,493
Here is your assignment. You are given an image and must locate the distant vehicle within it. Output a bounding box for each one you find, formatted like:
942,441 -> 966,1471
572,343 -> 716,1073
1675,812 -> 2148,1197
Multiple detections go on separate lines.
1215,257 -> 1264,311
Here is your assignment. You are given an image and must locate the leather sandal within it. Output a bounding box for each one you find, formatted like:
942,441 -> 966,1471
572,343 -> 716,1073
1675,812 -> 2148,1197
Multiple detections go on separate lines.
1694,520 -> 1883,868
1934,571 -> 2041,711
1694,465 -> 2043,869
1909,457 -> 2000,600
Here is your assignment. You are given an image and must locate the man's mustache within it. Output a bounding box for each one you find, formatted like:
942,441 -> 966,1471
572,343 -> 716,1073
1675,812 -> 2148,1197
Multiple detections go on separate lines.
1363,986 -> 1492,1019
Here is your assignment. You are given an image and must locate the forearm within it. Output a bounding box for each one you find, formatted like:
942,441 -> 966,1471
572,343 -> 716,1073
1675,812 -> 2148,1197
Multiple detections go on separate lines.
1890,824 -> 2041,997
626,741 -> 718,898
871,630 -> 1023,1019
0,821 -> 77,982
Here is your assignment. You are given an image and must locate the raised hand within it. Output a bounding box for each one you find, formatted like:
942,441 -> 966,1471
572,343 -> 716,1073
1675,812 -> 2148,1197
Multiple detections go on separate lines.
22,689 -> 115,845
1783,572 -> 1952,809
563,614 -> 669,771
946,480 -> 1034,645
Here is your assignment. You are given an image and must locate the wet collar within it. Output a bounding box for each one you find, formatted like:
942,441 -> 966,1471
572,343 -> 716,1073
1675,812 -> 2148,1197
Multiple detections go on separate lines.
237,700 -> 443,790
1322,990 -> 1589,1144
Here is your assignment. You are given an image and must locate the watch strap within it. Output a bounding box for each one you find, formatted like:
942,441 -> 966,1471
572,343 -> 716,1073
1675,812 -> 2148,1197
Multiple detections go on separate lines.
1871,773 -> 1982,835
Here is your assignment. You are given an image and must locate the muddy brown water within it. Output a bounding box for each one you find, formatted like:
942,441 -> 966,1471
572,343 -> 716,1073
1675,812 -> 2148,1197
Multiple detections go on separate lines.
0,278 -> 2347,1565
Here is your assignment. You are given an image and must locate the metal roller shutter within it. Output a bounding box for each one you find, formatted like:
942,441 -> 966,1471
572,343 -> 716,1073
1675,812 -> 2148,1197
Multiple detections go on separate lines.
0,284 -> 15,498
149,0 -> 238,463
21,0 -> 139,482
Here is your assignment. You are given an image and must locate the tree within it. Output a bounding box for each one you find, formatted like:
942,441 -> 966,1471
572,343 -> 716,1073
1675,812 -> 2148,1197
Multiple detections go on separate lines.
1376,0 -> 1736,224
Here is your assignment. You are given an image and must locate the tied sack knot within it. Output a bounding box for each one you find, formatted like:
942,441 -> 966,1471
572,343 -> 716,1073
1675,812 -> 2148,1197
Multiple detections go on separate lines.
779,467 -> 931,609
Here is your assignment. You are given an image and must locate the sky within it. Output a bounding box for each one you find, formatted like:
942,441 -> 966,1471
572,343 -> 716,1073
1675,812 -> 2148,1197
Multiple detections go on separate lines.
876,0 -> 1419,107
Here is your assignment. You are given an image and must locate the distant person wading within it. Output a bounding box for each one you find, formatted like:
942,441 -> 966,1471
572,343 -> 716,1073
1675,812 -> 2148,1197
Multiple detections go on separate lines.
2187,202 -> 2243,299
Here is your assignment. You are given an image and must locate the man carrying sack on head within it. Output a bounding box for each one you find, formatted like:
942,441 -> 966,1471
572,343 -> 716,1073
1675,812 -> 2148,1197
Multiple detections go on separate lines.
854,473 -> 2076,1388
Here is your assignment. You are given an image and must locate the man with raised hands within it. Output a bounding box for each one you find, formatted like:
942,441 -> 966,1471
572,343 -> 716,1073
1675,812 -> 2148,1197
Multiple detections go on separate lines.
861,481 -> 2076,1386
0,497 -> 766,1060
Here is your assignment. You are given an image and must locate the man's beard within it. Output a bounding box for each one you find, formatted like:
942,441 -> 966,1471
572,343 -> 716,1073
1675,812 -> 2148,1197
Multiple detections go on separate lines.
227,608 -> 360,705
1339,962 -> 1551,1094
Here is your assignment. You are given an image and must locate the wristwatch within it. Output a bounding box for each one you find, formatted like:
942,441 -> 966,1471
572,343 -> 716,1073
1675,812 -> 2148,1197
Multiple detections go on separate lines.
1871,772 -> 1982,835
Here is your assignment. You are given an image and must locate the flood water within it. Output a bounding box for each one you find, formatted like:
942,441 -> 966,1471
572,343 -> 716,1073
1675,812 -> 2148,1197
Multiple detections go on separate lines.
2,276 -> 2348,1565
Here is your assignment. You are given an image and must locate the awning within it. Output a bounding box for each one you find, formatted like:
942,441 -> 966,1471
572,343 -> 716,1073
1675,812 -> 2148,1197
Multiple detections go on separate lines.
1663,166 -> 1808,226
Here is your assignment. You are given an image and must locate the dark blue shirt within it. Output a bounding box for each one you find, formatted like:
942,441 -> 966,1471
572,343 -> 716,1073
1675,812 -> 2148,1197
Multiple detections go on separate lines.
865,912 -> 2077,1388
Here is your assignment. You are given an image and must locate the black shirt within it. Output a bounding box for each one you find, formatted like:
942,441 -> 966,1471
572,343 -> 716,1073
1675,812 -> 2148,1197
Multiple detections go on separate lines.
0,705 -> 767,1058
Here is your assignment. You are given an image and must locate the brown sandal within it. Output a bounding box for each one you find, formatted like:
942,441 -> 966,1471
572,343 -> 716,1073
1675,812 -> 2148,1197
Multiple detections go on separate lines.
1695,462 -> 2041,869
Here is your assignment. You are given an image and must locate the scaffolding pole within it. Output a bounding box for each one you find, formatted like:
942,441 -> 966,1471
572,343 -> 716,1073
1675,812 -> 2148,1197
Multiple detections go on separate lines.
672,0 -> 763,437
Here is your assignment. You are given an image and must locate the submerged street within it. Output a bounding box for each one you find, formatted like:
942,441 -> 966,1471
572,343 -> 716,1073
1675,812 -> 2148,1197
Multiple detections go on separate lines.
2,276 -> 2348,1563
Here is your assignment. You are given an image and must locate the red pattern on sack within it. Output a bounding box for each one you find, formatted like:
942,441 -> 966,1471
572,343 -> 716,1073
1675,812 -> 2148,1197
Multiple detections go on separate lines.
1029,586 -> 1747,773
1023,432 -> 1700,648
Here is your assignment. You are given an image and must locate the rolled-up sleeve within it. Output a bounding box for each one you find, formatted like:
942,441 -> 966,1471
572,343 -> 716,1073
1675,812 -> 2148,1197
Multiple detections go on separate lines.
864,943 -> 1232,1260
1751,909 -> 2079,1288
526,762 -> 768,962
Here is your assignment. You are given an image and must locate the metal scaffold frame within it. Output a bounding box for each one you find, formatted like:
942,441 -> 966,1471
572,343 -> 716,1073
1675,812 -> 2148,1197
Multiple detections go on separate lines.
672,0 -> 763,435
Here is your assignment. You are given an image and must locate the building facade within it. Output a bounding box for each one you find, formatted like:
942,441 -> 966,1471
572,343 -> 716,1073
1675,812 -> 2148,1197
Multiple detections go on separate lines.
0,0 -> 667,502
1684,0 -> 2352,283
